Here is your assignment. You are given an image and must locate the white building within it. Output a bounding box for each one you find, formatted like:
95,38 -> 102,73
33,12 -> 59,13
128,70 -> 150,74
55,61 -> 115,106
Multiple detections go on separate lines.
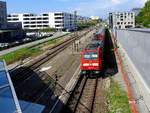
109,12 -> 135,29
0,1 -> 7,29
7,12 -> 90,31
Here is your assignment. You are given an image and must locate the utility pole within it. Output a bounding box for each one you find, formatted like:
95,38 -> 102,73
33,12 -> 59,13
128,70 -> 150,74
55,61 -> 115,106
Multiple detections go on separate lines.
72,11 -> 78,54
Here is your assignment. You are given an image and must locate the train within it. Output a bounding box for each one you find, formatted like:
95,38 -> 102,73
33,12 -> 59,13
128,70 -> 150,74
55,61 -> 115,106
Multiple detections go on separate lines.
80,28 -> 105,75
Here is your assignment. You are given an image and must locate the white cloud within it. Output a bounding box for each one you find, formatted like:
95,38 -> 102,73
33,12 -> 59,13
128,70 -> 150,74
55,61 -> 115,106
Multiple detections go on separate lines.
139,0 -> 147,5
66,0 -> 147,18
111,0 -> 121,4
69,0 -> 125,17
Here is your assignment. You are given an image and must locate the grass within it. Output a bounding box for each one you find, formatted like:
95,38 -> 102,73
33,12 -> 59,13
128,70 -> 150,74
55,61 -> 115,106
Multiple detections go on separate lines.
0,47 -> 42,64
0,34 -> 68,64
107,78 -> 131,113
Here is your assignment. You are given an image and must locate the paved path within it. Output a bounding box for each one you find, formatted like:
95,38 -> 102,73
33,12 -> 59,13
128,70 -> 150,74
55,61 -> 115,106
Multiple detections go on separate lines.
0,32 -> 68,56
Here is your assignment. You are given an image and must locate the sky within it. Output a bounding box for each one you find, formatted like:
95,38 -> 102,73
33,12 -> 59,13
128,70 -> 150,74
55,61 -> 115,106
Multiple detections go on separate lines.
3,0 -> 147,18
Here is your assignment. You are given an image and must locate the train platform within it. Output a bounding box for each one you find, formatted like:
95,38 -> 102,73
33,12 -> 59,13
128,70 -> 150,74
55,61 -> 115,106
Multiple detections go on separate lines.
0,60 -> 22,113
0,60 -> 46,113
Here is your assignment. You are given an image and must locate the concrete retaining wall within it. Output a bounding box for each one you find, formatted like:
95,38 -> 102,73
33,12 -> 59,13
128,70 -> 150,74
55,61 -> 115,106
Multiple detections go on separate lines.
116,30 -> 150,88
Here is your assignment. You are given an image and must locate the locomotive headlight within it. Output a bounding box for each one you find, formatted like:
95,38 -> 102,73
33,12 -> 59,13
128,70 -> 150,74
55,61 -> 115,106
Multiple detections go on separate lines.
83,63 -> 90,66
92,63 -> 99,66
92,54 -> 98,58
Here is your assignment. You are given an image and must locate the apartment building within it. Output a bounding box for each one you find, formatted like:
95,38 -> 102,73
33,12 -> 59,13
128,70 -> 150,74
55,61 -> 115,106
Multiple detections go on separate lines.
109,12 -> 135,29
0,1 -> 7,29
7,12 -> 90,31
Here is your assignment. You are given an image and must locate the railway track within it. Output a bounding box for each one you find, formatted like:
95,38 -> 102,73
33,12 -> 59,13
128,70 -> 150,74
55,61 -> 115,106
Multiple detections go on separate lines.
9,29 -> 94,113
63,75 -> 108,113
10,29 -> 92,87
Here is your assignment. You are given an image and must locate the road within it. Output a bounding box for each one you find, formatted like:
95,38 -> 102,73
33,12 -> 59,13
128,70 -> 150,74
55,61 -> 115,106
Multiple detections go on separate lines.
0,32 -> 68,56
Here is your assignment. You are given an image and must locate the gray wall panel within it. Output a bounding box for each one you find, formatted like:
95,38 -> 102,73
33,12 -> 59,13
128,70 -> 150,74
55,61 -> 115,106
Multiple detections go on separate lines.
116,30 -> 150,87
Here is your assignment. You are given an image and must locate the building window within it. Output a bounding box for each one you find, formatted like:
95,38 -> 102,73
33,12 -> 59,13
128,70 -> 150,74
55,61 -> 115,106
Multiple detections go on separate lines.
8,15 -> 11,17
23,14 -> 30,17
31,22 -> 36,24
55,13 -> 63,16
55,25 -> 63,27
24,22 -> 29,24
43,18 -> 49,20
55,17 -> 64,19
31,18 -> 36,20
37,18 -> 42,20
31,25 -> 36,27
24,25 -> 29,27
117,22 -> 120,25
43,25 -> 49,27
43,14 -> 49,16
7,19 -> 11,21
12,15 -> 18,17
37,21 -> 42,23
37,25 -> 42,27
55,21 -> 63,23
43,21 -> 49,23
23,18 -> 29,20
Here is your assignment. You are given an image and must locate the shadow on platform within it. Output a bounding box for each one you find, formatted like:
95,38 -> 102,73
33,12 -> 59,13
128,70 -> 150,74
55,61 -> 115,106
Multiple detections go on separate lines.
10,67 -> 65,113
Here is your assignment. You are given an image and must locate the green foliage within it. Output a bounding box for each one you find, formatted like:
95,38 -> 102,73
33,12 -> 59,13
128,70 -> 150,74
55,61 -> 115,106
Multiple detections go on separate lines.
77,19 -> 99,30
0,33 -> 68,64
107,79 -> 131,113
0,47 -> 42,64
136,0 -> 150,28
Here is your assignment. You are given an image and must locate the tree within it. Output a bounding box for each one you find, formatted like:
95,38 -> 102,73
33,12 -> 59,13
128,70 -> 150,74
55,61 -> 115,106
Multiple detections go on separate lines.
136,0 -> 150,28
77,19 -> 99,30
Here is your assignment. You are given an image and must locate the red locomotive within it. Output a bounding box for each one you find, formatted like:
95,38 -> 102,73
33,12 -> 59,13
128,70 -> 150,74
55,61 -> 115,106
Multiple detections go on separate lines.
80,28 -> 105,75
95,28 -> 105,40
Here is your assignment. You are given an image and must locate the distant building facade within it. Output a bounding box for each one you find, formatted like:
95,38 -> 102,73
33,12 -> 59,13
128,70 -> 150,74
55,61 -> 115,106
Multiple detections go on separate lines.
0,1 -> 7,29
109,12 -> 135,29
0,30 -> 26,43
132,8 -> 141,16
7,12 -> 90,31
7,22 -> 22,29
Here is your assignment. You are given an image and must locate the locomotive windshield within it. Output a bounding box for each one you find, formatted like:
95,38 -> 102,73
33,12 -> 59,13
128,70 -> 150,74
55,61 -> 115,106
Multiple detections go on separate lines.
84,52 -> 98,59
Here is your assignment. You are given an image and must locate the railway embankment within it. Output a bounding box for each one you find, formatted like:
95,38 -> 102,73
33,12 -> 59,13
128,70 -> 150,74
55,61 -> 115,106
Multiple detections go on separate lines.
61,29 -> 131,113
105,29 -> 131,113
